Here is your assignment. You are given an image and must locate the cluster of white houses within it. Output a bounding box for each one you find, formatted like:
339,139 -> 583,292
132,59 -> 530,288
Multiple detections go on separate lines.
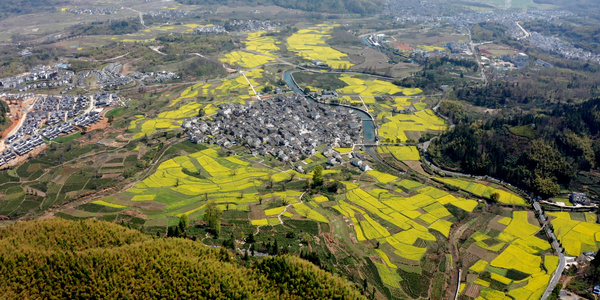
0,65 -> 74,91
1,92 -> 113,166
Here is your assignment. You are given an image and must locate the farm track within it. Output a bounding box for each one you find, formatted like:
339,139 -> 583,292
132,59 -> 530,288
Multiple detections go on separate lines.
447,221 -> 470,300
254,190 -> 308,236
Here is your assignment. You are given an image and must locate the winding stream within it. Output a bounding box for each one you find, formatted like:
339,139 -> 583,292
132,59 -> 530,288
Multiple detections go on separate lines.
283,71 -> 377,144
283,70 -> 383,164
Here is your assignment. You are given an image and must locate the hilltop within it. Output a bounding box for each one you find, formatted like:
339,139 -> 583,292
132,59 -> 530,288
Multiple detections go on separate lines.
0,218 -> 364,299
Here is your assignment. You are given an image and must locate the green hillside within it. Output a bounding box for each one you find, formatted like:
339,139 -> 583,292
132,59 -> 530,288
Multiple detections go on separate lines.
0,218 -> 364,299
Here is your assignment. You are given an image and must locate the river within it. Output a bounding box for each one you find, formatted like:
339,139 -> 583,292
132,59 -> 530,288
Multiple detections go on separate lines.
283,71 -> 377,145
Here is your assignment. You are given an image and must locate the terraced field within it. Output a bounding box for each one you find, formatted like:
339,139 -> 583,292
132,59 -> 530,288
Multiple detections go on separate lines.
336,74 -> 422,96
379,109 -> 446,143
89,148 -> 270,223
461,211 -> 555,300
436,177 -> 527,206
333,179 -> 478,272
221,31 -> 280,68
547,211 -> 600,256
81,147 -> 336,227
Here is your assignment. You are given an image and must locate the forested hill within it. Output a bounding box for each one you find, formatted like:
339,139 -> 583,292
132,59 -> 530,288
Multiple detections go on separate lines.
429,98 -> 600,197
176,0 -> 384,14
0,218 -> 364,299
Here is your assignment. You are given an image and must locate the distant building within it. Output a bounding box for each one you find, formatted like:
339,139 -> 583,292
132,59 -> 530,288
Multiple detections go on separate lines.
571,192 -> 591,206
195,25 -> 226,34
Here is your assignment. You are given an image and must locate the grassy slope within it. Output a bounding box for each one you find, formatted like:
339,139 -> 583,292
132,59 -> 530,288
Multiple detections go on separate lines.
0,218 -> 364,299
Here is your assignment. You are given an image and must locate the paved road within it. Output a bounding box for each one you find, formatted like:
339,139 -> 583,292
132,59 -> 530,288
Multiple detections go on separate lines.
535,200 -> 566,300
463,26 -> 488,85
241,71 -> 260,100
127,8 -> 147,28
515,21 -> 531,40
254,189 -> 307,236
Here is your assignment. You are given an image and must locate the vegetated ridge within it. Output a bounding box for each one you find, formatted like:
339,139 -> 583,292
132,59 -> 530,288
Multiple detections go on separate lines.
430,97 -> 600,197
0,218 -> 364,299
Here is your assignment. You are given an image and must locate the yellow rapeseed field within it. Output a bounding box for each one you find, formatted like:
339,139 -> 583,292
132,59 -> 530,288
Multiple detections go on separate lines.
379,109 -> 446,143
287,24 -> 354,69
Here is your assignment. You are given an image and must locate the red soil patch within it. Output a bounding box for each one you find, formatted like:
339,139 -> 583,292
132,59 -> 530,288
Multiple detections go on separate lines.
463,283 -> 481,298
0,116 -> 18,139
1,96 -> 36,139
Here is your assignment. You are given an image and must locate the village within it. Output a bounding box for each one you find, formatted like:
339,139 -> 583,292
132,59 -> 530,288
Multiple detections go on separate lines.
0,64 -> 74,91
183,94 -> 362,164
195,19 -> 282,34
0,91 -> 117,167
0,62 -> 178,94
